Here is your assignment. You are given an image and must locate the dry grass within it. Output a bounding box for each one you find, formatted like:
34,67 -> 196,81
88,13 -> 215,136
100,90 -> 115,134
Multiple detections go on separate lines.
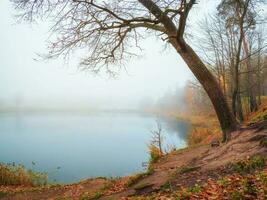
187,96 -> 267,146
245,96 -> 267,125
0,163 -> 47,186
186,113 -> 221,146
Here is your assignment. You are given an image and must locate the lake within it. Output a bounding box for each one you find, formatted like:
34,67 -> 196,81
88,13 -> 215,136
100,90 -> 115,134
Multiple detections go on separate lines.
0,112 -> 189,183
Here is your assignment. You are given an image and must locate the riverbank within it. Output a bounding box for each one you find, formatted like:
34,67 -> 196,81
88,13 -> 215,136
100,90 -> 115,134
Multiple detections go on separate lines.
1,99 -> 267,199
175,96 -> 267,146
1,118 -> 267,199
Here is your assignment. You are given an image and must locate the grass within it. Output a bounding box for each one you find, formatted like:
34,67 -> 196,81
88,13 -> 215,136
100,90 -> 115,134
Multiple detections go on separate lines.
0,163 -> 48,186
246,96 -> 267,124
126,168 -> 154,187
186,114 -> 222,146
186,184 -> 202,193
0,191 -> 9,198
232,155 -> 266,174
186,96 -> 267,147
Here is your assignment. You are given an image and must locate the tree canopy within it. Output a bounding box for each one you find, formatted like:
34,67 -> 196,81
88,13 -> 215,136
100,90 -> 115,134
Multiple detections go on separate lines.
13,0 -> 198,74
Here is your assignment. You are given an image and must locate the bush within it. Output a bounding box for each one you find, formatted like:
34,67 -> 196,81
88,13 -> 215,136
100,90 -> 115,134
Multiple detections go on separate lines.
0,163 -> 48,186
148,144 -> 162,164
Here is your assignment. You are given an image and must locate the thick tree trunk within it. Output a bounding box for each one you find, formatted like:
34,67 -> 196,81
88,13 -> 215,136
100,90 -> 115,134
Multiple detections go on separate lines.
243,37 -> 258,112
232,67 -> 244,121
237,92 -> 244,121
257,53 -> 262,105
171,41 -> 238,142
138,0 -> 238,142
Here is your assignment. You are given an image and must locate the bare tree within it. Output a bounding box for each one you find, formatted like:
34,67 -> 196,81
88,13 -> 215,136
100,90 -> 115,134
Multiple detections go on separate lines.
150,119 -> 164,155
12,0 -> 238,141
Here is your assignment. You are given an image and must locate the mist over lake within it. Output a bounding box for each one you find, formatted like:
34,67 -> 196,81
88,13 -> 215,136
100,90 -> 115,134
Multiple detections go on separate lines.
0,112 -> 189,183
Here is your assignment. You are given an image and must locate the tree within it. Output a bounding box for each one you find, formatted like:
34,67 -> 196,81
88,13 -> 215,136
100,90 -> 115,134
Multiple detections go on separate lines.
150,120 -> 164,155
217,0 -> 265,117
12,0 -> 238,141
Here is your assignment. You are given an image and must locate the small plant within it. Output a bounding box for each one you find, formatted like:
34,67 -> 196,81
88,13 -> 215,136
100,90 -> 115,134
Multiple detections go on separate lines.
161,181 -> 172,191
187,184 -> 202,193
255,171 -> 267,183
217,177 -> 229,186
244,179 -> 257,196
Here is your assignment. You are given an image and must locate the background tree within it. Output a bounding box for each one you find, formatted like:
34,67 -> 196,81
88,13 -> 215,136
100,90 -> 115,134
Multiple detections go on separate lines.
12,0 -> 238,141
197,0 -> 266,121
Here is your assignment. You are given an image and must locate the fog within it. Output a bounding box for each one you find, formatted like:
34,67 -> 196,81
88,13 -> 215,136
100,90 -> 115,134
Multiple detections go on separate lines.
0,0 -> 218,111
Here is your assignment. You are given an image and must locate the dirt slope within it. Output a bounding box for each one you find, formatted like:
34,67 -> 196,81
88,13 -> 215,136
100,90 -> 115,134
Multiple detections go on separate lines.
101,120 -> 267,199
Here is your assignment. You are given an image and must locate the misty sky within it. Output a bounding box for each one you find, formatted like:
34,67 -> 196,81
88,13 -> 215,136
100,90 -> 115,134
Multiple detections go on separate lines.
0,0 -> 218,110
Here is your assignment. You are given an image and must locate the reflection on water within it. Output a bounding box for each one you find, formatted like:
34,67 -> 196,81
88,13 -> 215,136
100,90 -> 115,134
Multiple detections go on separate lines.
0,112 -> 189,183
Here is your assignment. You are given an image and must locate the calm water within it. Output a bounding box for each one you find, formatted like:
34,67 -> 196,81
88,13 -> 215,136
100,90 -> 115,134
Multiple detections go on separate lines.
0,112 -> 189,183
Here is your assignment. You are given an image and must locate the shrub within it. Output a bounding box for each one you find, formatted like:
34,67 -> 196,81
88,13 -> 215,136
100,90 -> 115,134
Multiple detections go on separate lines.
148,144 -> 162,164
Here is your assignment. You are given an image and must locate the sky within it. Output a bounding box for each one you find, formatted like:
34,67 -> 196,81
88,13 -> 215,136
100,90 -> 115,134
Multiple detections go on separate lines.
0,0 -> 218,110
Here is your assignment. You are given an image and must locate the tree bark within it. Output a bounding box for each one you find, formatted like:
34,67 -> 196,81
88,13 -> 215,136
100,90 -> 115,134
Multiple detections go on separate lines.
242,37 -> 258,112
139,0 -> 238,142
170,40 -> 238,142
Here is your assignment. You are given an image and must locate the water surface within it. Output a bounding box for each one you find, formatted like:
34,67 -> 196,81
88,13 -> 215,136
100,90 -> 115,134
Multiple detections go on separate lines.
0,112 -> 189,183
